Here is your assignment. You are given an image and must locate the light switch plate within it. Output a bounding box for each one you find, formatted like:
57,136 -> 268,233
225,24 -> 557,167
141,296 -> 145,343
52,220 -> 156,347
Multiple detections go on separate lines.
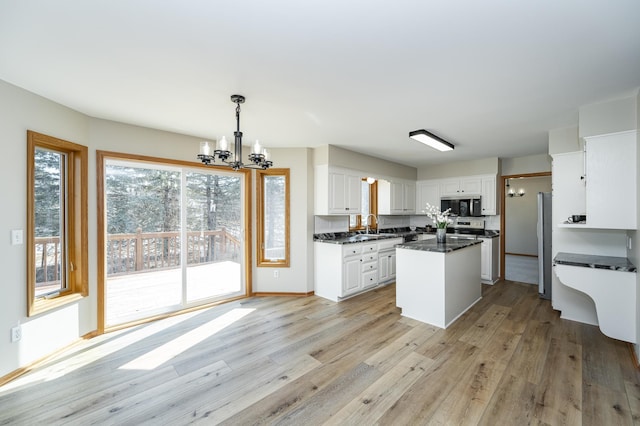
11,230 -> 23,245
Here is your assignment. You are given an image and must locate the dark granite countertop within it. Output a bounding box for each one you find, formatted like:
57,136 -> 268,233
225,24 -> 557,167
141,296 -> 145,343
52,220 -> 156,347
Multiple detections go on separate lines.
313,233 -> 404,245
395,239 -> 482,253
554,252 -> 637,272
313,228 -> 499,245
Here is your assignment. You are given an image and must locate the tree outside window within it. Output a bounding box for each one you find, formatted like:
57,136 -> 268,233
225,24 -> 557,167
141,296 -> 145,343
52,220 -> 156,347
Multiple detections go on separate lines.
27,131 -> 88,316
256,169 -> 290,267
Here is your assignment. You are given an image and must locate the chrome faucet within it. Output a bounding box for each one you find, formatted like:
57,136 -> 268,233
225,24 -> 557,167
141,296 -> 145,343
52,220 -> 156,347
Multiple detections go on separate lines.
364,214 -> 378,234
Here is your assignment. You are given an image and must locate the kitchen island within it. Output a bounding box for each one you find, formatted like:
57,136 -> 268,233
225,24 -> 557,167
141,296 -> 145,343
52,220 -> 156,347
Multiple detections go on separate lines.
395,239 -> 482,328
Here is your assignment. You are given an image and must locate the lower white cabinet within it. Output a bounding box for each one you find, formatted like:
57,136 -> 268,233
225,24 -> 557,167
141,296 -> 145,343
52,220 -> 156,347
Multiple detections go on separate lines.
480,237 -> 499,284
343,254 -> 362,294
315,238 -> 401,301
378,251 -> 396,283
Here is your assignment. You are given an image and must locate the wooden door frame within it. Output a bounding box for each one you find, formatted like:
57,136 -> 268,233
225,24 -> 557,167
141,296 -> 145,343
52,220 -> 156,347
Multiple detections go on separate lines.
499,171 -> 552,280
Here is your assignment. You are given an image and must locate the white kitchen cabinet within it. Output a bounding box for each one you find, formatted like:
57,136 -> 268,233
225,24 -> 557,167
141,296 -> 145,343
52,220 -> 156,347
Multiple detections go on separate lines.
315,241 -> 383,301
416,180 -> 440,213
480,237 -> 499,284
379,180 -> 416,215
378,237 -> 402,284
378,251 -> 397,284
403,182 -> 416,213
343,255 -> 362,294
480,175 -> 497,215
440,177 -> 482,196
315,165 -> 362,215
584,130 -> 637,229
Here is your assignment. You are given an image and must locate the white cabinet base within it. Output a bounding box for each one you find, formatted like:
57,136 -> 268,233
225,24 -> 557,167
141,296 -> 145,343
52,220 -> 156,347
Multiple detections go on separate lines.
396,245 -> 481,328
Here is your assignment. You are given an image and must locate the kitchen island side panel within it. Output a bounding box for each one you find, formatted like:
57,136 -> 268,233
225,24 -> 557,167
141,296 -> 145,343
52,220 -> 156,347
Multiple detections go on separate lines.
396,247 -> 446,327
444,245 -> 482,326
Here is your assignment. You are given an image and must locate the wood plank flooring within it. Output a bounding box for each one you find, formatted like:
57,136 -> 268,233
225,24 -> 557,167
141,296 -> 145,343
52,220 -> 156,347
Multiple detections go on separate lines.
1,280 -> 639,425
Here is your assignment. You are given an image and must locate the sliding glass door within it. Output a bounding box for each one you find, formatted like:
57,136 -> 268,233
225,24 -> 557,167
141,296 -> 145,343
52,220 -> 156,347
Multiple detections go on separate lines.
103,158 -> 245,327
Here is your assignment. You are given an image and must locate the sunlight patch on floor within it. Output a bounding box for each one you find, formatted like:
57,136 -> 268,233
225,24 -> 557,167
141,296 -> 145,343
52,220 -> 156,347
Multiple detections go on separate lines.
119,308 -> 255,371
0,310 -> 203,393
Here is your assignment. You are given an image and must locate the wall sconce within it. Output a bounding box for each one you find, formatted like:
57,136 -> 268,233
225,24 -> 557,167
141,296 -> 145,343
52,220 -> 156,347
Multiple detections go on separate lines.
508,188 -> 525,197
366,177 -> 376,184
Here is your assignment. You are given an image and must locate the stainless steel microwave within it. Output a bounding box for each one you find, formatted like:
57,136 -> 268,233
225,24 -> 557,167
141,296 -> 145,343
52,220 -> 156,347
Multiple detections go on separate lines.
440,196 -> 482,217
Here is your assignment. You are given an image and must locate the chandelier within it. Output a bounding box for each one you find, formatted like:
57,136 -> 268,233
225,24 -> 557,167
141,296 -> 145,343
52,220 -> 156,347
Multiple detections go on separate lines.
198,94 -> 273,170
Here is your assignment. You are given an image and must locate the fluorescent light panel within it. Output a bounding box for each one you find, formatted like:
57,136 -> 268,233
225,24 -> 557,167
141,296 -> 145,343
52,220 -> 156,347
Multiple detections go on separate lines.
409,129 -> 454,152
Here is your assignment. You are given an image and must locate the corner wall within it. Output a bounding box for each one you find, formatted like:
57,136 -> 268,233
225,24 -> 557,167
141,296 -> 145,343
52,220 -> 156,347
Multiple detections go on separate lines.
0,80 -> 91,379
0,79 -> 315,380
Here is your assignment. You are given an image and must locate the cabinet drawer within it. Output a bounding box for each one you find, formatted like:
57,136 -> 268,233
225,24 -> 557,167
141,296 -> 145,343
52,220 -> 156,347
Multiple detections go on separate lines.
362,243 -> 378,253
378,238 -> 402,251
363,270 -> 378,288
362,253 -> 377,263
362,260 -> 378,272
343,245 -> 363,257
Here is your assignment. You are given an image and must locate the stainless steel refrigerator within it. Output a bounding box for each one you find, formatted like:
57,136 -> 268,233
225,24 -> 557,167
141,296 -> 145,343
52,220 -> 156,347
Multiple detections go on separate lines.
537,192 -> 552,300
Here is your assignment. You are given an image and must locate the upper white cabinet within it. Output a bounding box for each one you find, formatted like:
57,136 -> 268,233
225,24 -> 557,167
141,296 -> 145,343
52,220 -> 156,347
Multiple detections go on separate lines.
416,180 -> 440,213
583,130 -> 637,229
480,175 -> 497,215
418,174 -> 497,215
315,165 -> 362,215
440,177 -> 482,196
378,180 -> 416,215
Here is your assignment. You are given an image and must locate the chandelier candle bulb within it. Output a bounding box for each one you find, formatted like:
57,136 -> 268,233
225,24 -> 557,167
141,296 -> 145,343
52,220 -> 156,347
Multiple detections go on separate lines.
252,140 -> 262,155
218,136 -> 229,152
263,148 -> 270,161
200,141 -> 212,156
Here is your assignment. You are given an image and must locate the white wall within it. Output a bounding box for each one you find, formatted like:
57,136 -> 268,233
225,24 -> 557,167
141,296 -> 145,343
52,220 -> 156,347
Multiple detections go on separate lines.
579,94 -> 638,137
326,145 -> 417,181
417,157 -> 499,180
253,148 -> 315,294
0,80 -> 315,379
0,80 -> 91,378
505,176 -> 552,255
501,154 -> 551,176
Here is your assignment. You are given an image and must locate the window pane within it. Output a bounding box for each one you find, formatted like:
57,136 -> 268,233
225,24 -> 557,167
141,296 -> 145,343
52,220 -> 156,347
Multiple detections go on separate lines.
361,181 -> 370,215
186,171 -> 242,302
34,148 -> 66,297
264,175 -> 285,260
105,163 -> 182,325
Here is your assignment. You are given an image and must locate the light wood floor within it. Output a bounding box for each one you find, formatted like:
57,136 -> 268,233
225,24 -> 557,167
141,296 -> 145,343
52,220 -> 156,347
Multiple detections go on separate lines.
1,280 -> 639,425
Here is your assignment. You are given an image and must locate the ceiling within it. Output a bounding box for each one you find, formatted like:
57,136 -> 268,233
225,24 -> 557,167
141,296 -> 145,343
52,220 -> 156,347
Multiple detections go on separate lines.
1,1 -> 640,168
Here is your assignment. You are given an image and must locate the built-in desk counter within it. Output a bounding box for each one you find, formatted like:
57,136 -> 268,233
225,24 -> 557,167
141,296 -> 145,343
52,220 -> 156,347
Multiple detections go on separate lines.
554,252 -> 637,343
554,252 -> 637,272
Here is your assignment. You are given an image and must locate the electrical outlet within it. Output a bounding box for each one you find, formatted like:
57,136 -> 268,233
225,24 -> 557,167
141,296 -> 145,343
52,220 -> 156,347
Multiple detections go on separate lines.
273,270 -> 279,279
10,325 -> 21,343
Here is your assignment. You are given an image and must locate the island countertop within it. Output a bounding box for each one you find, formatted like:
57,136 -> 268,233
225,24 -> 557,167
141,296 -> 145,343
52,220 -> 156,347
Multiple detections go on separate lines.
395,239 -> 482,253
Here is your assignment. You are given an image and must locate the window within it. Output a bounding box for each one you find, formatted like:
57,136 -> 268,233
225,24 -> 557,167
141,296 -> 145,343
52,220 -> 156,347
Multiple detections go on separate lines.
350,179 -> 378,230
27,131 -> 88,316
256,169 -> 290,267
99,154 -> 249,328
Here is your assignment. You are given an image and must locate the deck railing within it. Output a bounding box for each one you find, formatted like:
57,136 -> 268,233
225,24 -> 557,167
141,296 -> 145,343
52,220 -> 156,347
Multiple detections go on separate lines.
35,229 -> 241,285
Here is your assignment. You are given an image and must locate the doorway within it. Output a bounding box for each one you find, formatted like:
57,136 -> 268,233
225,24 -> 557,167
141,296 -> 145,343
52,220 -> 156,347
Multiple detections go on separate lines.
98,153 -> 250,330
500,172 -> 551,284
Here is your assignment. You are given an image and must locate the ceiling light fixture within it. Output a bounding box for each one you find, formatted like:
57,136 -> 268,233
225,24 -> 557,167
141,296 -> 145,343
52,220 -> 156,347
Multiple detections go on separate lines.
198,94 -> 273,170
409,129 -> 455,152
